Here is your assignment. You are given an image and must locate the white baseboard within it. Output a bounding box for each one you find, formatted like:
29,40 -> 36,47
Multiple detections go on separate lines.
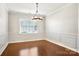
8,39 -> 45,44
0,42 -> 8,55
45,39 -> 78,53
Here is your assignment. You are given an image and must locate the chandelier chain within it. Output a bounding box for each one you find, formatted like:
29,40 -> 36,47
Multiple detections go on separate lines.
36,3 -> 38,14
32,3 -> 43,20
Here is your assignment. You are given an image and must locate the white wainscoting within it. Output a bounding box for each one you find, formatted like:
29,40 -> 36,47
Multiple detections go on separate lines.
77,35 -> 79,52
46,32 -> 77,51
0,34 -> 8,55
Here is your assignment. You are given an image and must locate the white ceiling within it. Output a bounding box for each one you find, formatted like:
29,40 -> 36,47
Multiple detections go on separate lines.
6,3 -> 68,16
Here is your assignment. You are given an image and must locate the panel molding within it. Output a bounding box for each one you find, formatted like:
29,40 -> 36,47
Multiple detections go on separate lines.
0,34 -> 8,55
0,42 -> 8,55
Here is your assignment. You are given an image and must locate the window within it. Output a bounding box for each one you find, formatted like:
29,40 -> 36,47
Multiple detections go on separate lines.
20,18 -> 38,34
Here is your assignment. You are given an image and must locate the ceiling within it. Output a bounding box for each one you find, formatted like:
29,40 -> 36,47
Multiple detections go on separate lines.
6,3 -> 68,16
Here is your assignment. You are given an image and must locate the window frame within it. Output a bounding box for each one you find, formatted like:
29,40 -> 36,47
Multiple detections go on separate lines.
19,18 -> 38,34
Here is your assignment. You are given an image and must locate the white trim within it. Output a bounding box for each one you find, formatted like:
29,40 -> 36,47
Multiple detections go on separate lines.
0,42 -> 8,55
8,39 -> 45,43
45,39 -> 79,53
47,3 -> 75,16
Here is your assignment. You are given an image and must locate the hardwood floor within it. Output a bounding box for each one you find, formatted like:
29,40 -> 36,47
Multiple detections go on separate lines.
1,40 -> 79,56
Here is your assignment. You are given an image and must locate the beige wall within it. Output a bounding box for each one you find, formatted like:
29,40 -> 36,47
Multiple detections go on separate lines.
8,11 -> 45,42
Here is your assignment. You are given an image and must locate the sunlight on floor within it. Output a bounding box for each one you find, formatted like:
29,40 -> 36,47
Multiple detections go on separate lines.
19,47 -> 38,56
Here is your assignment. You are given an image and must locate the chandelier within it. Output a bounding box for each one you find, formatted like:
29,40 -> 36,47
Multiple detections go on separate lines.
32,3 -> 43,20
